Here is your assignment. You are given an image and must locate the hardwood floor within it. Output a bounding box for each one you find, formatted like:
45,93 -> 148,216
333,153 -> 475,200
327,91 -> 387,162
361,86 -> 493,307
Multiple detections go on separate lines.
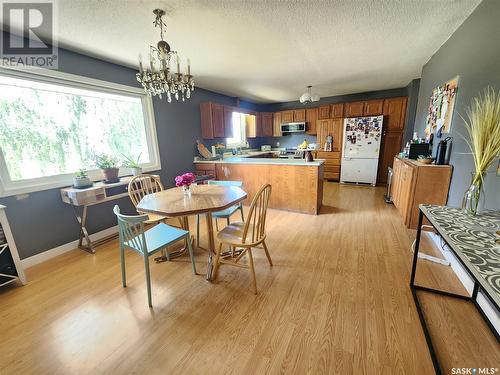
1,183 -> 498,374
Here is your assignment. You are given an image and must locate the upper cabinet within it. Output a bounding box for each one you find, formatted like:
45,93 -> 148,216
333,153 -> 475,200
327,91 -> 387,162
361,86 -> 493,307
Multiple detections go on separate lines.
282,110 -> 294,123
318,105 -> 330,120
316,118 -> 343,152
261,112 -> 274,137
293,109 -> 306,122
344,100 -> 383,117
364,100 -> 384,116
383,97 -> 408,131
330,103 -> 344,118
306,108 -> 318,135
273,112 -> 282,137
246,114 -> 260,138
344,101 -> 365,117
200,102 -> 225,139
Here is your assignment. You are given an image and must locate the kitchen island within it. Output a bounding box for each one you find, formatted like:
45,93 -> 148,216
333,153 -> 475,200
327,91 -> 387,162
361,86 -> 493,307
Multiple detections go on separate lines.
194,157 -> 324,214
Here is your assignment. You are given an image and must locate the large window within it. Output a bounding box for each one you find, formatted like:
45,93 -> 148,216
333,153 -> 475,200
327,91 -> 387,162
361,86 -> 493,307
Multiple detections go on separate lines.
0,68 -> 160,196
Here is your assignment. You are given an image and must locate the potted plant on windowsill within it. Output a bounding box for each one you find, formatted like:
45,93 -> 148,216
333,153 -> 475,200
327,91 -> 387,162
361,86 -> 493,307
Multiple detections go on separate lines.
95,154 -> 120,183
123,153 -> 142,176
73,169 -> 93,189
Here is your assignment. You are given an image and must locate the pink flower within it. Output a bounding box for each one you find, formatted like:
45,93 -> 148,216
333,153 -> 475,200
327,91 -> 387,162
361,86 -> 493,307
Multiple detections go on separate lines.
175,172 -> 196,187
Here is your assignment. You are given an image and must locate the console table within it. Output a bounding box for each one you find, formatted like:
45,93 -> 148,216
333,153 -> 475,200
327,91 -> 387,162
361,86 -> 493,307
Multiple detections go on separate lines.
410,204 -> 499,374
0,205 -> 26,287
60,177 -> 131,254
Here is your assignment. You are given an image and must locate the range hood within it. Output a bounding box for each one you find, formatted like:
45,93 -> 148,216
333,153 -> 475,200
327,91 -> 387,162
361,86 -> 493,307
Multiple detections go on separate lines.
281,122 -> 306,133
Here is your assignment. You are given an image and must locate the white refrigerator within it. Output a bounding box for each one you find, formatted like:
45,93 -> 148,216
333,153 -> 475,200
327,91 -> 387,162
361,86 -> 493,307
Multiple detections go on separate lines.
340,116 -> 383,186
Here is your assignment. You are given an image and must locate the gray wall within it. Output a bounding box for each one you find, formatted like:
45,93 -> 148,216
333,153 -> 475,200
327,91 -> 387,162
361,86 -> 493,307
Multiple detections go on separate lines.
403,79 -> 421,144
0,38 -> 239,259
413,0 -> 500,209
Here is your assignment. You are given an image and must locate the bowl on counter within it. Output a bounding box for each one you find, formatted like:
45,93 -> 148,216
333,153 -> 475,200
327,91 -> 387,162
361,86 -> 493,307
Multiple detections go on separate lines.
417,156 -> 433,164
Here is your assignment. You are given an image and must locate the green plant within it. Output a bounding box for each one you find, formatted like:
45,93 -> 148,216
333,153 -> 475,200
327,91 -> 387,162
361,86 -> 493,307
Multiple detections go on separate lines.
122,153 -> 141,168
94,154 -> 119,169
75,168 -> 88,178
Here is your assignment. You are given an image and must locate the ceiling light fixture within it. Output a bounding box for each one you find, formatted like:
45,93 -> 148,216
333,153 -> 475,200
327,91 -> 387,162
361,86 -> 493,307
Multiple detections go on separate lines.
136,9 -> 194,102
299,85 -> 320,104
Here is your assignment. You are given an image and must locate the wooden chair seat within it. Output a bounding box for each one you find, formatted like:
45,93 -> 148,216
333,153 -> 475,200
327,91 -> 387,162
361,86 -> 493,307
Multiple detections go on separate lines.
216,222 -> 264,247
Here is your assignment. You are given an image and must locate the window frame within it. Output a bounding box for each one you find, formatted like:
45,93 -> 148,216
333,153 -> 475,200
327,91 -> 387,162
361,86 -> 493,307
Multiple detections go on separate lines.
226,111 -> 248,148
0,66 -> 161,197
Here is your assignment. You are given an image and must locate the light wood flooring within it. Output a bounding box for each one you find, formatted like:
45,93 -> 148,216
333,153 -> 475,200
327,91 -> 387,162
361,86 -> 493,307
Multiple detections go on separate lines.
0,182 -> 498,374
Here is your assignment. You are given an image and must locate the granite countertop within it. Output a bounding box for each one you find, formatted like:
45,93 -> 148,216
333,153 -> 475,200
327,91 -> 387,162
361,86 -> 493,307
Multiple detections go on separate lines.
194,156 -> 324,166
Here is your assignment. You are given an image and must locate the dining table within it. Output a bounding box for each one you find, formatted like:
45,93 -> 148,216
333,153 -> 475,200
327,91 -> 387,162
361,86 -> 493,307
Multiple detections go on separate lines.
136,184 -> 247,280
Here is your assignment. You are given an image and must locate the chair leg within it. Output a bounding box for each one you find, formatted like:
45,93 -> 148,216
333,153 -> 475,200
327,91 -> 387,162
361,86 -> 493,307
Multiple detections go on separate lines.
227,217 -> 230,227
196,214 -> 200,247
187,234 -> 197,275
215,218 -> 219,231
247,248 -> 257,294
240,205 -> 244,222
262,241 -> 273,266
120,245 -> 126,287
143,256 -> 153,307
212,242 -> 223,281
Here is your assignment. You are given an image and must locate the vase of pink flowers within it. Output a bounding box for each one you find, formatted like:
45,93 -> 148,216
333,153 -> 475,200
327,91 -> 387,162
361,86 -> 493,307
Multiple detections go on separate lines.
175,172 -> 196,196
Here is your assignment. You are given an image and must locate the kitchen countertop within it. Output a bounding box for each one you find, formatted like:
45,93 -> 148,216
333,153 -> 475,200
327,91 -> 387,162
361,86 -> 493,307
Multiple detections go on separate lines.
194,157 -> 324,166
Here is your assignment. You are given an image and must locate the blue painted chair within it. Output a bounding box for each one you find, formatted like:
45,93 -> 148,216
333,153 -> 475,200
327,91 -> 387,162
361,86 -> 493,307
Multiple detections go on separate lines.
113,205 -> 196,307
196,180 -> 244,247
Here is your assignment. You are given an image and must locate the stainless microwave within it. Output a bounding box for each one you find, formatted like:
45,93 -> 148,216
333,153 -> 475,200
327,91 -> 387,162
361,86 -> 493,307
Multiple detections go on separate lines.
281,122 -> 306,133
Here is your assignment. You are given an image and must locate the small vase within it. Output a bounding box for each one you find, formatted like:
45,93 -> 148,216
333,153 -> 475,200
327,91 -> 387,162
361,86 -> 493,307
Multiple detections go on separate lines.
462,173 -> 484,215
182,184 -> 192,196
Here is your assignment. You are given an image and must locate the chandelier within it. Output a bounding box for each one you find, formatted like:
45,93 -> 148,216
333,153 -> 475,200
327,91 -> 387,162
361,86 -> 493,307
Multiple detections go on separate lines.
136,9 -> 194,102
299,85 -> 320,104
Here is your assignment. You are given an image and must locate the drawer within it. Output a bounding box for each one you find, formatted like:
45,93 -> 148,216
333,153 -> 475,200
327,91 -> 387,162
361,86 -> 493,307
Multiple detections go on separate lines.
324,172 -> 340,180
194,163 -> 216,171
317,151 -> 341,159
324,165 -> 340,174
324,159 -> 341,167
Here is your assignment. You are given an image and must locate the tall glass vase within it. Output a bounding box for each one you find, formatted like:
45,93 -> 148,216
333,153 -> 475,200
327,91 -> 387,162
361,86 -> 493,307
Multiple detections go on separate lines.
462,173 -> 484,215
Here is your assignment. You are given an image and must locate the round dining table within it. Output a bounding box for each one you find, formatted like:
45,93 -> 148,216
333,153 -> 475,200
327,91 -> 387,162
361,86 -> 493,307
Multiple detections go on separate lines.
136,184 -> 247,280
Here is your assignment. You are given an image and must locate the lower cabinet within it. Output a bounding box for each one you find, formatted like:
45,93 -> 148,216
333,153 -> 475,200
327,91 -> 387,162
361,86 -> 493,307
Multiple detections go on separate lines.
316,151 -> 341,181
194,163 -> 217,179
391,157 -> 452,229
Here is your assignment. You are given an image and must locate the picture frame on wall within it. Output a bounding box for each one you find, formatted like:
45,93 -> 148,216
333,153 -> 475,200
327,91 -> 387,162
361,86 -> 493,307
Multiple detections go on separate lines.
425,76 -> 459,140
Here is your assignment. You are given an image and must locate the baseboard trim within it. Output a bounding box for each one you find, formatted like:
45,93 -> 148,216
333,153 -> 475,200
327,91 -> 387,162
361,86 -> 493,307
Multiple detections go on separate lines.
427,232 -> 500,335
21,225 -> 118,269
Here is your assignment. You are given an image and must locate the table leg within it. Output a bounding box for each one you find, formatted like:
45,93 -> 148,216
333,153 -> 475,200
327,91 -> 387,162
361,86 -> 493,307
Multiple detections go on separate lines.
205,212 -> 216,281
73,205 -> 95,254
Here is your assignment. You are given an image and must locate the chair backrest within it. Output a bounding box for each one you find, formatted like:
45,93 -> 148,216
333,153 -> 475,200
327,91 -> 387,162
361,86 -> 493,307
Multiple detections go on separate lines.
113,205 -> 148,253
207,180 -> 243,187
241,184 -> 272,244
128,174 -> 164,207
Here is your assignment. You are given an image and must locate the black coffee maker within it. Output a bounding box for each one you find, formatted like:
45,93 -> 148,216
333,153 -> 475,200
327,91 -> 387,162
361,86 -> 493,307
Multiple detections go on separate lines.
435,137 -> 452,165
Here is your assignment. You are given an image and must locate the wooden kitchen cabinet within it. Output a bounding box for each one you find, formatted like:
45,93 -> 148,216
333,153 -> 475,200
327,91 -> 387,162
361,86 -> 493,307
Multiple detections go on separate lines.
318,105 -> 330,119
363,99 -> 384,115
293,109 -> 306,122
377,130 -> 403,184
316,151 -> 341,181
316,118 -> 343,152
391,157 -> 452,229
330,103 -> 344,118
194,162 -> 217,179
200,102 -> 224,139
383,97 -> 408,131
246,114 -> 261,138
344,101 -> 365,117
282,110 -> 294,123
273,112 -> 282,136
306,108 -> 318,135
261,112 -> 274,137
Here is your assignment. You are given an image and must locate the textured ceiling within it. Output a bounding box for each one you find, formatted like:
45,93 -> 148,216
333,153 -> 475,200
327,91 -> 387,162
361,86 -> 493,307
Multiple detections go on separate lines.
9,0 -> 481,102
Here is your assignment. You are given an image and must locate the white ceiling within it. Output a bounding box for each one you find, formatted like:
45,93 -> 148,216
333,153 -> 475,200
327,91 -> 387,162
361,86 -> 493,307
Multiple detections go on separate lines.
16,0 -> 483,102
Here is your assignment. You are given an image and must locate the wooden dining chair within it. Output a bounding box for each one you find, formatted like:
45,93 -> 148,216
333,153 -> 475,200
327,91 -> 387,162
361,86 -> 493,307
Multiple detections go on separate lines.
128,174 -> 183,260
113,205 -> 196,307
213,184 -> 272,294
195,180 -> 244,247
